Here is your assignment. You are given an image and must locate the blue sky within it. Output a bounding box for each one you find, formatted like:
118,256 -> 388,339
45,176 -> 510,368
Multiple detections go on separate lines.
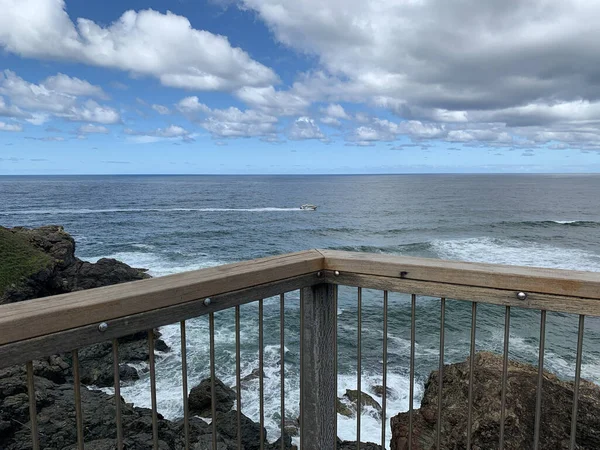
1,0 -> 600,174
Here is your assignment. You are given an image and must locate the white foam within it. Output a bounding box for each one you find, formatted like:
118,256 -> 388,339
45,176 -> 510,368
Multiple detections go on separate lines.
81,251 -> 223,277
0,207 -> 303,215
431,236 -> 600,271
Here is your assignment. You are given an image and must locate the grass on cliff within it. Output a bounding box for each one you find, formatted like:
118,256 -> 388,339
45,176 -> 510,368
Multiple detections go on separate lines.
0,228 -> 53,295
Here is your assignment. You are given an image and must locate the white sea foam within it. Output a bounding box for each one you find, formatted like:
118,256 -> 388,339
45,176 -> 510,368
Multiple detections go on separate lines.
0,207 -> 303,215
82,251 -> 223,277
431,236 -> 600,271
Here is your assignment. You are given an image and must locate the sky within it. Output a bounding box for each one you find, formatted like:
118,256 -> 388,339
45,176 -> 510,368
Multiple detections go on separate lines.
1,0 -> 600,174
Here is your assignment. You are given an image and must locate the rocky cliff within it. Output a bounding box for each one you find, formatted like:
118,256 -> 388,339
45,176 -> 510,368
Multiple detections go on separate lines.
0,225 -> 150,303
390,351 -> 600,450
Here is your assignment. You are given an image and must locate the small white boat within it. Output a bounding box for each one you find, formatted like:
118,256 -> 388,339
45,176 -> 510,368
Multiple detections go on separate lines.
300,204 -> 317,211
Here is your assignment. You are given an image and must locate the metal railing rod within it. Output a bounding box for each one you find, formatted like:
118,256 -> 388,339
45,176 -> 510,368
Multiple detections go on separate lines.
357,287 -> 362,449
499,306 -> 511,450
112,339 -> 123,449
210,313 -> 217,450
466,302 -> 477,450
72,350 -> 84,450
236,306 -> 242,450
300,288 -> 305,449
436,298 -> 445,450
26,360 -> 40,450
381,290 -> 388,449
334,285 -> 338,450
148,330 -> 159,450
180,321 -> 190,450
569,315 -> 585,450
533,310 -> 546,450
280,293 -> 285,450
409,293 -> 416,450
259,299 -> 265,450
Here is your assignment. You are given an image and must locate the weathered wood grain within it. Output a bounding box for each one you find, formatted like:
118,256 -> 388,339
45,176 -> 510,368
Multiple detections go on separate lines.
319,249 -> 600,300
0,250 -> 324,346
301,283 -> 337,450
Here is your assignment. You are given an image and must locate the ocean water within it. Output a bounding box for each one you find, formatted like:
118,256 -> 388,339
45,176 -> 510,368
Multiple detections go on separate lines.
2,174 -> 600,446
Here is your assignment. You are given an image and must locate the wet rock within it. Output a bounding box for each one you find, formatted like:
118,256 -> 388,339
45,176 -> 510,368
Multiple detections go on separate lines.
337,438 -> 384,449
371,384 -> 398,400
390,351 -> 600,450
1,225 -> 149,304
189,377 -> 236,417
342,389 -> 383,421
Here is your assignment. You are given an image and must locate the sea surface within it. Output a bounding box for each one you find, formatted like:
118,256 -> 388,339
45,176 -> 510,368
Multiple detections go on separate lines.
2,174 -> 600,446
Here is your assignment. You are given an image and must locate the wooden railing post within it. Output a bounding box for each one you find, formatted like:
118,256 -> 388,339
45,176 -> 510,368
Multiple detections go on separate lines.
301,283 -> 337,449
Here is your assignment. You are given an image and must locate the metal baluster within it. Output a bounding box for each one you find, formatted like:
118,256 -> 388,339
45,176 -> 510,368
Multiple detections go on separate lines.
112,339 -> 123,449
72,350 -> 84,450
300,288 -> 304,449
26,361 -> 40,450
280,293 -> 286,450
533,310 -> 546,450
236,306 -> 242,450
381,291 -> 388,449
409,294 -> 416,450
499,306 -> 511,450
334,285 -> 339,450
181,321 -> 190,450
570,315 -> 585,450
210,313 -> 217,450
436,298 -> 446,450
357,287 -> 362,449
466,302 -> 477,450
259,299 -> 265,450
148,330 -> 159,450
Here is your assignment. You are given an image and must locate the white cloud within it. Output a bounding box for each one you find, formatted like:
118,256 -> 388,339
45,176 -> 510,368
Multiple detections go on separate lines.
176,96 -> 211,114
0,0 -> 278,91
321,103 -> 349,119
288,116 -> 326,141
42,73 -> 107,99
320,116 -> 341,127
62,100 -> 120,124
77,124 -> 109,134
0,121 -> 22,132
234,86 -> 310,116
124,125 -> 191,143
152,104 -> 170,115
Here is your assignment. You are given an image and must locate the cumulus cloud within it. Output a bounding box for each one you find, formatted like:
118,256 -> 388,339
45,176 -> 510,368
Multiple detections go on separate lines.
0,0 -> 278,91
234,86 -> 310,116
288,117 -> 326,141
0,121 -> 22,132
77,124 -> 109,134
152,104 -> 170,115
176,96 -> 278,139
0,71 -> 120,124
240,0 -> 600,149
125,125 -> 190,140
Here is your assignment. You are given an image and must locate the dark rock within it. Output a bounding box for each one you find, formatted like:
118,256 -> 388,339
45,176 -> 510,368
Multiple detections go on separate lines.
337,438 -> 384,449
1,225 -> 150,304
390,351 -> 600,450
215,410 -> 267,450
371,384 -> 398,400
342,389 -> 383,421
189,377 -> 236,417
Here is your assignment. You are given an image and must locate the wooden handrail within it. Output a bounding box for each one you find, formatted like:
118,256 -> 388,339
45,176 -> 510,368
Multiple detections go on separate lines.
2,249 -> 600,348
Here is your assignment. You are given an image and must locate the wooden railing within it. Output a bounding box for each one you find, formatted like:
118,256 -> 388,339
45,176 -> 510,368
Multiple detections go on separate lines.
1,249 -> 599,450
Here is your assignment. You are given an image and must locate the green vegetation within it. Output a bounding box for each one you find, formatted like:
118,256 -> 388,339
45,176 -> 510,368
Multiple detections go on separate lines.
0,228 -> 53,294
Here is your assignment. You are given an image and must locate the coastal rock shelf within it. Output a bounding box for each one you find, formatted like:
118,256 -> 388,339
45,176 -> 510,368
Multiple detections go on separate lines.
390,352 -> 600,450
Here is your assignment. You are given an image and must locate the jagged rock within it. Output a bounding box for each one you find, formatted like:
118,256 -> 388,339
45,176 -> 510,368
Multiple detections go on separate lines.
390,351 -> 600,450
371,384 -> 398,400
189,377 -> 236,417
1,225 -> 150,304
337,438 -> 384,449
341,389 -> 383,421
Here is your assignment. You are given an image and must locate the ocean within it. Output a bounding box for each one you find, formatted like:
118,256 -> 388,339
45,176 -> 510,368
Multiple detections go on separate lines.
2,174 -> 600,446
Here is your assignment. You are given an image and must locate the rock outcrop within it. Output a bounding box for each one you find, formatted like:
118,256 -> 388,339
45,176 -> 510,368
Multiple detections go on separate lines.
189,377 -> 237,417
390,352 -> 600,450
0,225 -> 150,303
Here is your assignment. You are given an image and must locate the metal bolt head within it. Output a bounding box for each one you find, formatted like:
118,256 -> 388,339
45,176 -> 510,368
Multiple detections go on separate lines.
98,322 -> 108,332
317,271 -> 322,277
517,292 -> 527,301
203,298 -> 212,306
334,270 -> 340,276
